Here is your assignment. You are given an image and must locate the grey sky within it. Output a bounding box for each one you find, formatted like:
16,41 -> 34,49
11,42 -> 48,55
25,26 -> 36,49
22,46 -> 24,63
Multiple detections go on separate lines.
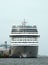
0,0 -> 48,56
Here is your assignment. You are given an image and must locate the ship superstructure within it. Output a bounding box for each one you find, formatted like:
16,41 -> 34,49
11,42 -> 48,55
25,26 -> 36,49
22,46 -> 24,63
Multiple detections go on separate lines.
9,21 -> 40,58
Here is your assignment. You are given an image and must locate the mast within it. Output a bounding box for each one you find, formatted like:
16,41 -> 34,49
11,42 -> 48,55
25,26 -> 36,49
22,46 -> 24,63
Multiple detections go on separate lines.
22,19 -> 26,26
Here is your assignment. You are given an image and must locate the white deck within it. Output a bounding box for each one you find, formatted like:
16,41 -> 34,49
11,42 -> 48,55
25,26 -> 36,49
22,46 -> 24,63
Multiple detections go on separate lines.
10,33 -> 40,35
11,41 -> 38,43
11,43 -> 38,46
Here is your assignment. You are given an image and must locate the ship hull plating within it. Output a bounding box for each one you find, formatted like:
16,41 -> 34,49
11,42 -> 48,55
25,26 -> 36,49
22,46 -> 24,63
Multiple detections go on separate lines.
10,46 -> 38,58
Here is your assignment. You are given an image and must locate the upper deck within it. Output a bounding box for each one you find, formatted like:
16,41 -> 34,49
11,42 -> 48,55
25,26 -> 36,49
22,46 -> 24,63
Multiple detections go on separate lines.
9,21 -> 40,37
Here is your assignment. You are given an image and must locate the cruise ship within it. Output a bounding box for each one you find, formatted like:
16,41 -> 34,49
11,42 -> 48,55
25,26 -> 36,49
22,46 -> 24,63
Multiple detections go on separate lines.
9,21 -> 40,58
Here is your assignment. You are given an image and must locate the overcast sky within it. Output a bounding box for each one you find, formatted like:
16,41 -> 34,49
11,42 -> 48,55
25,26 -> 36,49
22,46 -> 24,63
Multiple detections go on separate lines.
0,0 -> 48,56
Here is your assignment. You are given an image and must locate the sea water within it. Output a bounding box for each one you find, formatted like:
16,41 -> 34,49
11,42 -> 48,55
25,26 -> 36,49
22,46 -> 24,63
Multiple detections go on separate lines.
0,57 -> 48,65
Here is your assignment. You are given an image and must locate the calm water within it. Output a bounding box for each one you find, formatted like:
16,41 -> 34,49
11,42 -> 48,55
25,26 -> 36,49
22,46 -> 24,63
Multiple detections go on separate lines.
0,57 -> 48,65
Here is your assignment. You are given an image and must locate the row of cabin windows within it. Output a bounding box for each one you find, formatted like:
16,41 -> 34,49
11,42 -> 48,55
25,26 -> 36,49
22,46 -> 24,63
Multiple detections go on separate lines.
12,38 -> 37,41
12,29 -> 38,32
